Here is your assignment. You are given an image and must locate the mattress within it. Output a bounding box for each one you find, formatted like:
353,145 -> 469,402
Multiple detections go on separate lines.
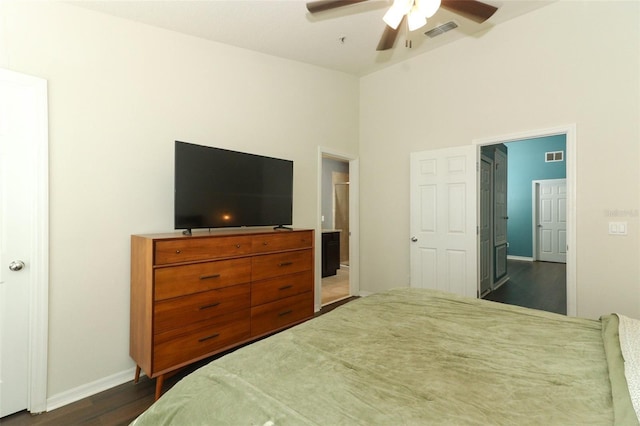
131,288 -> 639,425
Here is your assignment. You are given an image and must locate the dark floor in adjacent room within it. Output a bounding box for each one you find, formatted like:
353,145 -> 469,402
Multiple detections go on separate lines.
483,259 -> 567,315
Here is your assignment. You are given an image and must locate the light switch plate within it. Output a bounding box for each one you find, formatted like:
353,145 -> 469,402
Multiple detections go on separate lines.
609,222 -> 628,235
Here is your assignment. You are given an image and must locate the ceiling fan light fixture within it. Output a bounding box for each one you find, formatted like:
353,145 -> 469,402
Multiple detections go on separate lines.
395,0 -> 415,14
407,5 -> 427,31
382,5 -> 405,29
416,0 -> 441,18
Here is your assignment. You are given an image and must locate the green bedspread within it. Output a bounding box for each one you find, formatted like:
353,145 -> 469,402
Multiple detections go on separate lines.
132,288 -> 635,425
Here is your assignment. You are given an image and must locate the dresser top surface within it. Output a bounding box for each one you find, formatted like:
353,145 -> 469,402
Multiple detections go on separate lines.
133,228 -> 313,240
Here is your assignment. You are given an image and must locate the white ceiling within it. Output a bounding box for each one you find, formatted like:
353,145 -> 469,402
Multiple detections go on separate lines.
71,0 -> 555,76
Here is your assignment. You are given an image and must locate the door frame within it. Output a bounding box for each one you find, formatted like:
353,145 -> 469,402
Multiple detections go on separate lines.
0,68 -> 49,413
473,124 -> 576,316
317,147 -> 359,311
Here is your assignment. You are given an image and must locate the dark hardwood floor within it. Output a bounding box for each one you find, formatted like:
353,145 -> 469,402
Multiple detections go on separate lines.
483,259 -> 567,315
2,353 -> 210,426
1,297 -> 359,426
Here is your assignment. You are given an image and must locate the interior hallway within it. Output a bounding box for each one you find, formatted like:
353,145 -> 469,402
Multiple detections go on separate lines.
483,259 -> 567,315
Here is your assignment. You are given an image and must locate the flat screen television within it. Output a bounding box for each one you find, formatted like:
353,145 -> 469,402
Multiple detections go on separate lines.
174,141 -> 293,232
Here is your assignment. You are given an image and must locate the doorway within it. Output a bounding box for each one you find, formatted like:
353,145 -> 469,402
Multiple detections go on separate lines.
409,125 -> 575,315
320,157 -> 350,306
479,145 -> 510,296
477,131 -> 571,315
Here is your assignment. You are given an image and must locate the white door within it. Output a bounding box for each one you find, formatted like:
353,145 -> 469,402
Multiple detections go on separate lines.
410,146 -> 477,298
0,69 -> 49,417
535,179 -> 567,263
479,157 -> 492,296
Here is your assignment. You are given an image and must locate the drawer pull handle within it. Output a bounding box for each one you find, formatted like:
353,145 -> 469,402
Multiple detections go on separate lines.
199,302 -> 220,310
278,262 -> 293,267
279,285 -> 293,290
198,333 -> 220,342
278,309 -> 293,317
175,250 -> 181,254
200,274 -> 221,280
262,242 -> 268,246
235,244 -> 241,248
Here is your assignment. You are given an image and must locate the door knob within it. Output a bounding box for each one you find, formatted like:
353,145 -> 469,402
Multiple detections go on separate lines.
9,260 -> 25,271
411,237 -> 418,242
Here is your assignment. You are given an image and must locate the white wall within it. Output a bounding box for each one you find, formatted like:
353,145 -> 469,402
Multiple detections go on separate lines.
359,1 -> 640,319
1,2 -> 358,400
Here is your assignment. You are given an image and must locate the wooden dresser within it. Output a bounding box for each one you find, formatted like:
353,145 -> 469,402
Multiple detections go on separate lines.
130,228 -> 314,399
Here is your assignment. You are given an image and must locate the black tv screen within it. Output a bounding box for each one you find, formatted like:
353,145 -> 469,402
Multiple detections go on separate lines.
174,141 -> 293,231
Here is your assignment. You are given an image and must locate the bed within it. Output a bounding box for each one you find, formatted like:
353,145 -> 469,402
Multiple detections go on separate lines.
131,288 -> 639,425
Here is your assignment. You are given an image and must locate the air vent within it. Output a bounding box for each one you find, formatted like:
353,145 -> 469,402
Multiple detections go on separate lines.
545,151 -> 564,162
425,21 -> 458,38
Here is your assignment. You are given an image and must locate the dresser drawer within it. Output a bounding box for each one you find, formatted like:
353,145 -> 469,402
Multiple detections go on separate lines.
153,310 -> 250,373
251,231 -> 313,254
250,292 -> 313,337
251,271 -> 313,306
155,258 -> 251,301
155,236 -> 252,265
154,284 -> 250,334
251,249 -> 312,281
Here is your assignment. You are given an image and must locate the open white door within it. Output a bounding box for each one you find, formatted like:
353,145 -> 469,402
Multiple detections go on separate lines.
410,146 -> 477,298
0,68 -> 49,416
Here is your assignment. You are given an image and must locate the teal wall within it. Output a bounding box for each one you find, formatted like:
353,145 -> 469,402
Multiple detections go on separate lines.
505,135 -> 566,258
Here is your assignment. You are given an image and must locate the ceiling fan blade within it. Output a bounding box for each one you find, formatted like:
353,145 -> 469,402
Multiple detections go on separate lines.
440,0 -> 498,23
306,0 -> 368,14
376,18 -> 404,51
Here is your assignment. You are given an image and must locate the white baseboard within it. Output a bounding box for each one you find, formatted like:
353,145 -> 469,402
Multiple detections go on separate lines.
507,255 -> 533,262
46,367 -> 137,412
357,290 -> 373,297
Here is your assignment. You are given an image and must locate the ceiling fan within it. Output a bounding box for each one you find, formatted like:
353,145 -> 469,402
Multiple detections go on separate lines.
306,0 -> 498,51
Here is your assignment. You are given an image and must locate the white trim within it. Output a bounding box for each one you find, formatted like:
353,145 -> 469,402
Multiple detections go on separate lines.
30,72 -> 49,415
473,124 -> 577,317
507,255 -> 534,262
317,147 -> 359,312
532,181 -> 539,262
347,158 -> 359,299
46,368 -> 136,412
0,68 -> 49,414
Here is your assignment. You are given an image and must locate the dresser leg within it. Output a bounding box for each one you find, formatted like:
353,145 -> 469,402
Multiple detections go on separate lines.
155,374 -> 165,401
134,365 -> 141,383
